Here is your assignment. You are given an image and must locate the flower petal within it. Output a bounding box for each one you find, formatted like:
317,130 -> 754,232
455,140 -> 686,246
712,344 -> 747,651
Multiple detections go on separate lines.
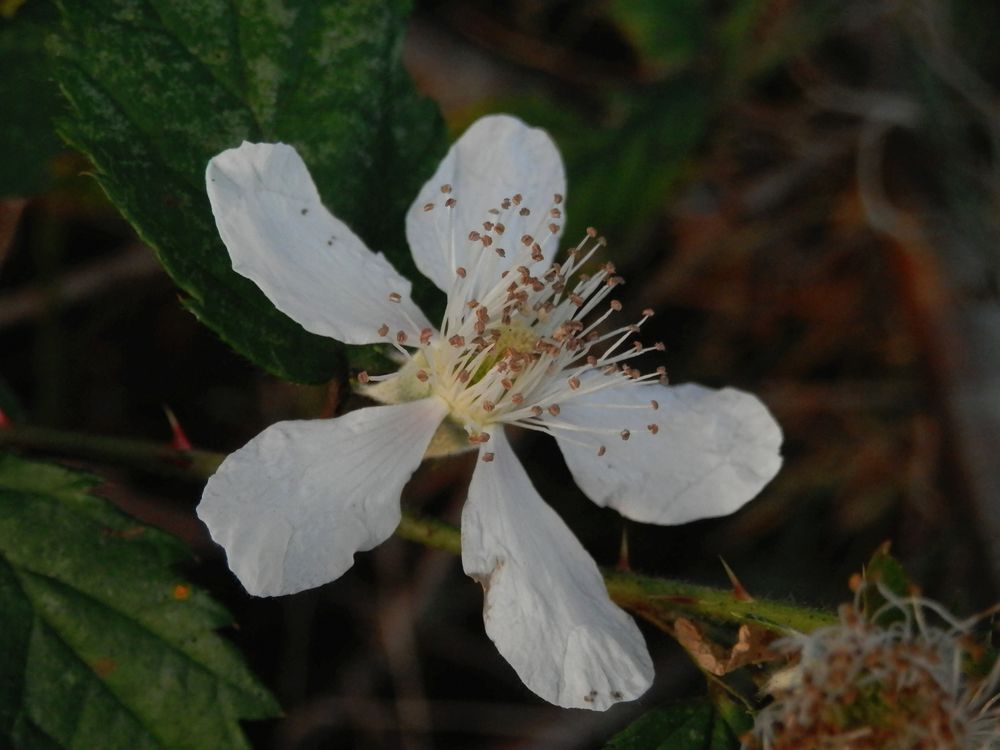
207,142 -> 432,345
461,430 -> 653,710
198,397 -> 448,596
556,382 -> 782,525
405,115 -> 566,293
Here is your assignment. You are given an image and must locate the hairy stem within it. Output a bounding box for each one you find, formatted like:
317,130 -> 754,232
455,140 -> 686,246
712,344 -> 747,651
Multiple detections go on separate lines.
0,423 -> 836,634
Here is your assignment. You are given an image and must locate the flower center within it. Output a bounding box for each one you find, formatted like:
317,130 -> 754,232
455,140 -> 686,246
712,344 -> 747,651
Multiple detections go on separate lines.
361,186 -> 668,460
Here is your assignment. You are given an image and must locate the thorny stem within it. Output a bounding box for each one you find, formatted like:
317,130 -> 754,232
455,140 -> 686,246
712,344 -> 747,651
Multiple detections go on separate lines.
0,423 -> 836,634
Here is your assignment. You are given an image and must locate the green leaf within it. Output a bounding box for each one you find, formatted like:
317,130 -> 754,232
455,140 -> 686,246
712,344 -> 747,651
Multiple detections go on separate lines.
605,695 -> 751,750
861,541 -> 914,625
607,0 -> 706,73
0,453 -> 279,749
0,0 -> 66,197
49,0 -> 445,383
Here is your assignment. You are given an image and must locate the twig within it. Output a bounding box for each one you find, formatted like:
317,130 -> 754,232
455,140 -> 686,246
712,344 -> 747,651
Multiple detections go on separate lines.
0,423 -> 837,634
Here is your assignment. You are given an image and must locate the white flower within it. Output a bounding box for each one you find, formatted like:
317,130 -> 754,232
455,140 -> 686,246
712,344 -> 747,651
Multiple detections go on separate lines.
198,115 -> 783,711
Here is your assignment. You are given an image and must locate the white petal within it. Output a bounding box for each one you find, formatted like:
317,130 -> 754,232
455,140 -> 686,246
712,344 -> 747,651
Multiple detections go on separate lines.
556,382 -> 782,525
461,430 -> 653,710
207,142 -> 432,345
198,398 -> 448,596
405,115 -> 566,293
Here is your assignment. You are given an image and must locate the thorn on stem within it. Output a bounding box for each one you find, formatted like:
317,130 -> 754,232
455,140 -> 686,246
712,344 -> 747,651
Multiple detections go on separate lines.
163,405 -> 192,451
719,556 -> 754,602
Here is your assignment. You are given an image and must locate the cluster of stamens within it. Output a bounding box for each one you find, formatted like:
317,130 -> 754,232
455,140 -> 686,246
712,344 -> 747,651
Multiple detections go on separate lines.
360,184 -> 667,460
748,586 -> 1000,750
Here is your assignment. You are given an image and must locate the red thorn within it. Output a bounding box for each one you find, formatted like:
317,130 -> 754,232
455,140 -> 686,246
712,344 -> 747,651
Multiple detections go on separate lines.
0,408 -> 11,429
720,557 -> 754,602
163,405 -> 193,451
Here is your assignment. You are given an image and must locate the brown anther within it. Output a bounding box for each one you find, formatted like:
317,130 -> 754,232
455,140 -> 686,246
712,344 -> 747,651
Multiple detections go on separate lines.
548,223 -> 559,234
445,198 -> 457,208
481,452 -> 495,462
388,291 -> 402,303
456,266 -> 467,278
377,323 -> 390,337
481,235 -> 493,247
467,299 -> 479,309
647,424 -> 659,434
620,429 -> 631,441
396,331 -> 407,345
548,404 -> 561,416
530,406 -> 543,417
650,399 -> 659,410
501,198 -> 511,209
586,227 -> 597,237
488,207 -> 500,215
586,355 -> 597,365
449,334 -> 465,347
657,366 -> 667,384
519,207 -> 530,216
531,245 -> 544,262
642,308 -> 655,317
495,222 -> 505,235
626,324 -> 640,333
416,369 -> 429,382
570,293 -> 584,307
458,371 -> 470,383
632,341 -> 643,352
511,393 -> 524,404
468,230 -> 481,242
550,208 -> 562,218
568,377 -> 581,390
521,234 -> 533,246
597,445 -> 606,456
610,300 -> 623,311
420,328 -> 433,345
654,342 -> 665,351
607,276 -> 624,287
357,371 -> 370,384
483,221 -> 494,231
482,400 -> 495,412
495,247 -> 506,257
512,193 -> 523,205
423,202 -> 434,212
603,261 -> 617,274
553,193 -> 563,204
440,184 -> 452,193
468,432 -> 489,444
500,378 -> 513,390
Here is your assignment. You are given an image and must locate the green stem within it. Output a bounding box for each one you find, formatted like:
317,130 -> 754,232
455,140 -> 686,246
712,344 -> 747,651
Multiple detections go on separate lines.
1,424 -> 836,634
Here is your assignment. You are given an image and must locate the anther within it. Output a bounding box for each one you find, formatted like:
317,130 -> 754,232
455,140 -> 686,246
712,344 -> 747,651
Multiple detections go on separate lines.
388,291 -> 402,303
548,404 -> 561,416
416,369 -> 429,382
511,393 -> 524,404
550,208 -> 562,218
650,399 -> 659,410
519,207 -> 530,216
620,429 -> 631,441
483,221 -> 494,231
495,222 -> 505,234
610,300 -> 623,312
548,223 -> 559,234
445,198 -> 457,208
377,324 -> 390,337
597,445 -> 606,456
607,276 -> 624,287
357,371 -> 370,384
654,342 -> 665,351
521,234 -> 533,246
440,184 -> 452,193
469,432 -> 490,444
647,424 -> 659,434
420,328 -> 433,345
554,193 -> 563,204
482,401 -> 495,412
481,235 -> 493,247
481,452 -> 495,462
632,341 -> 643,352
396,331 -> 407,345
501,198 -> 511,209
449,334 -> 465,347
568,377 -> 581,390
586,227 -> 597,237
495,247 -> 506,257
642,308 -> 655,317
423,202 -> 434,211
570,293 -> 584,307
531,406 -> 543,417
468,230 -> 481,242
456,266 -> 467,278
512,193 -> 523,205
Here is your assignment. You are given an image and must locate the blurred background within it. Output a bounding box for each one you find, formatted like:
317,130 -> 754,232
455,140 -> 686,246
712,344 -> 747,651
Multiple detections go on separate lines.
2,0 -> 999,747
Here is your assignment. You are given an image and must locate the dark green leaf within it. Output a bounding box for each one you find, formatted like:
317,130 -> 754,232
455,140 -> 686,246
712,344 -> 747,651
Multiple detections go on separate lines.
607,0 -> 706,73
605,695 -> 750,750
0,0 -> 66,197
49,0 -> 445,383
0,453 -> 279,749
862,541 -> 913,625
